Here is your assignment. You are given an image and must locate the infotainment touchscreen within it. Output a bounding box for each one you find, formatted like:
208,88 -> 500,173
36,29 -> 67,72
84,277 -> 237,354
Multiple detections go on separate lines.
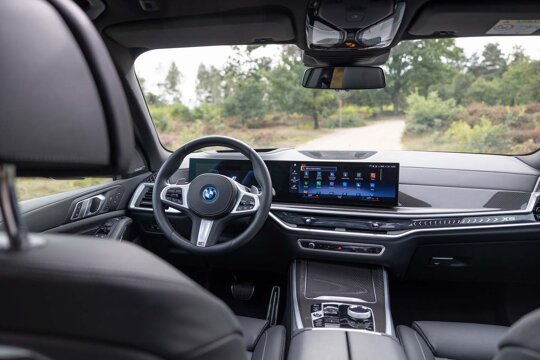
189,159 -> 399,207
287,162 -> 399,206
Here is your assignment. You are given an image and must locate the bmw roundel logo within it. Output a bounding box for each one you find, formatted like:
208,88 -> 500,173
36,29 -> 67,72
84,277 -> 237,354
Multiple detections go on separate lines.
201,186 -> 218,203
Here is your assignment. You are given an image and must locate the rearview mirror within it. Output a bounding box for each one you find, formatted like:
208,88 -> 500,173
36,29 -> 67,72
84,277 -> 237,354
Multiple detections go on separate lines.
302,66 -> 386,89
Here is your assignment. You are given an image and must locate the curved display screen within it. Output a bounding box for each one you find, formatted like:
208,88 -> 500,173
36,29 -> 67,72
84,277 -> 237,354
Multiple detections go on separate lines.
189,159 -> 399,207
289,162 -> 399,206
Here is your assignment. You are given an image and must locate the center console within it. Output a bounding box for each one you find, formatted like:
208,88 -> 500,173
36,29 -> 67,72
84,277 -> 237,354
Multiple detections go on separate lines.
289,260 -> 405,360
291,260 -> 392,334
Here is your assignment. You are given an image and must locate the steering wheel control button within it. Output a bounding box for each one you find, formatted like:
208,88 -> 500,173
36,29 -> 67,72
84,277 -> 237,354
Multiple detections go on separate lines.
165,188 -> 183,204
237,195 -> 256,211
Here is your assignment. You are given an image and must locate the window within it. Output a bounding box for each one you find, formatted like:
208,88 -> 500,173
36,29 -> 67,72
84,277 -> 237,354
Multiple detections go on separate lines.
135,37 -> 540,155
16,178 -> 111,201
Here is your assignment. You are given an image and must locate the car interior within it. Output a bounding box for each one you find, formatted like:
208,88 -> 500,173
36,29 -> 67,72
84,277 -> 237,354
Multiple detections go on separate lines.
1,0 -> 540,359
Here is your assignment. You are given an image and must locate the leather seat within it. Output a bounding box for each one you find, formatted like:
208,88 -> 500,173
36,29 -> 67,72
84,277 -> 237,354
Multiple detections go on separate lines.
237,317 -> 286,360
397,309 -> 540,360
0,1 -> 285,359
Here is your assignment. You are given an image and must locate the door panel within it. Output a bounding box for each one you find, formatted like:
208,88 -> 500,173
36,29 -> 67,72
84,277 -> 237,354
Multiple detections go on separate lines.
1,173 -> 149,235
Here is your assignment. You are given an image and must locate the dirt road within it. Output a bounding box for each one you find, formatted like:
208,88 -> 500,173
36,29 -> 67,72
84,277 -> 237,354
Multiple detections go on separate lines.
298,119 -> 406,151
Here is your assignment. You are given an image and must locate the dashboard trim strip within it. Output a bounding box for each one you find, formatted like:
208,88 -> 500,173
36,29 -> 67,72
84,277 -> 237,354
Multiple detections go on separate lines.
269,211 -> 540,240
270,192 -> 539,218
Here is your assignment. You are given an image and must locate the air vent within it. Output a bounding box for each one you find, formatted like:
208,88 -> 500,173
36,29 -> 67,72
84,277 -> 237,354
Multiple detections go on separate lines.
216,148 -> 279,153
138,187 -> 154,208
144,173 -> 157,183
299,150 -> 377,160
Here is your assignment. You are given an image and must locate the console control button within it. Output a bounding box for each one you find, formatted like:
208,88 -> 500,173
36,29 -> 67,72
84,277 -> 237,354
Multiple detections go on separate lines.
300,240 -> 384,255
310,302 -> 374,331
347,305 -> 371,320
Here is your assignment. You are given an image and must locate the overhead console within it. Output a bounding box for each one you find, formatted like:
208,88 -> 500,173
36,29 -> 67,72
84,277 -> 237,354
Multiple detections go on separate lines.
189,159 -> 400,208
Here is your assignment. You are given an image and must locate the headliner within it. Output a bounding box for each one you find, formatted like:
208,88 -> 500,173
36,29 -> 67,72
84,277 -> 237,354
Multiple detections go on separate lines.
77,0 -> 540,66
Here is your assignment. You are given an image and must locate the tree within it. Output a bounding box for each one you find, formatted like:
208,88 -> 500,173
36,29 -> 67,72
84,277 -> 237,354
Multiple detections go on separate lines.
407,39 -> 464,96
222,78 -> 268,127
159,62 -> 182,103
509,45 -> 529,64
384,41 -> 414,114
138,76 -> 163,105
451,72 -> 474,105
501,59 -> 540,105
267,45 -> 337,129
472,43 -> 507,78
465,77 -> 502,105
383,39 -> 463,114
196,64 -> 223,104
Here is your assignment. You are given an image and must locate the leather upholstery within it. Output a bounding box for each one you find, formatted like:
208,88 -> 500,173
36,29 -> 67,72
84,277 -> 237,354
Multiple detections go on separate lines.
495,309 -> 540,360
0,346 -> 51,360
397,321 -> 508,360
288,329 -> 407,360
0,233 -> 246,360
237,316 -> 286,360
238,316 -> 269,351
0,0 -> 134,176
250,325 -> 286,360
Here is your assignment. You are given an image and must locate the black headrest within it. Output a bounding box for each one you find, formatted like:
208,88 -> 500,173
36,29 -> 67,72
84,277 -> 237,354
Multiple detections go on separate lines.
0,0 -> 134,177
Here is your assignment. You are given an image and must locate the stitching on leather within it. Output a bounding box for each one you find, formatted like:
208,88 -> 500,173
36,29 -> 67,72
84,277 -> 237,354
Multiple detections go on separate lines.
279,327 -> 286,360
183,331 -> 244,359
413,323 -> 436,354
260,331 -> 268,360
414,331 -> 428,360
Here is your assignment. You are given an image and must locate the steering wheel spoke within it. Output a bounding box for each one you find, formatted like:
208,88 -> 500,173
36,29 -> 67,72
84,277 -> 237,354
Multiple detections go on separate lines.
159,184 -> 190,212
231,182 -> 261,216
190,216 -> 224,247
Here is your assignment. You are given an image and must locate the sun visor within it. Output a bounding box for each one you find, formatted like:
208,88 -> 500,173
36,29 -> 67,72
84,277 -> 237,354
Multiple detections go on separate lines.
106,11 -> 295,49
408,1 -> 540,37
0,0 -> 134,177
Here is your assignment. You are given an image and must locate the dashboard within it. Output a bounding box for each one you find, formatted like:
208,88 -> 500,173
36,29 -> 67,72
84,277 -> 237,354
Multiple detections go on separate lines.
129,148 -> 540,276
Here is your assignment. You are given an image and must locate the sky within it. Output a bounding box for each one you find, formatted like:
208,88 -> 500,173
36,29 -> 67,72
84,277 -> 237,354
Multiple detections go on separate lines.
134,36 -> 540,107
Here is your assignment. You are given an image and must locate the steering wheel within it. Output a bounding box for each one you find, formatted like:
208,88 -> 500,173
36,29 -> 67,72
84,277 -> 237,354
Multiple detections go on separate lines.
152,136 -> 272,255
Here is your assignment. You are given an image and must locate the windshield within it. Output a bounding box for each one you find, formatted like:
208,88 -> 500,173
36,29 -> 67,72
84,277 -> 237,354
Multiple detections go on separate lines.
135,37 -> 540,154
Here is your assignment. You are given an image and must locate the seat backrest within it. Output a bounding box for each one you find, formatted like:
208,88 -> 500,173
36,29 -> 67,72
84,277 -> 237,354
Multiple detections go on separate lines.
494,308 -> 540,360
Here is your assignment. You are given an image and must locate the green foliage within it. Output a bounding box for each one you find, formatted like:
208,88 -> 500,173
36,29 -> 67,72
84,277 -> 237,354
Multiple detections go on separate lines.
196,64 -> 224,104
192,103 -> 221,122
469,43 -> 507,78
159,62 -> 183,103
405,92 -> 460,134
465,77 -> 502,105
383,39 -> 463,114
148,104 -> 192,131
222,78 -> 268,127
139,42 -> 540,155
324,105 -> 374,128
445,118 -> 510,153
